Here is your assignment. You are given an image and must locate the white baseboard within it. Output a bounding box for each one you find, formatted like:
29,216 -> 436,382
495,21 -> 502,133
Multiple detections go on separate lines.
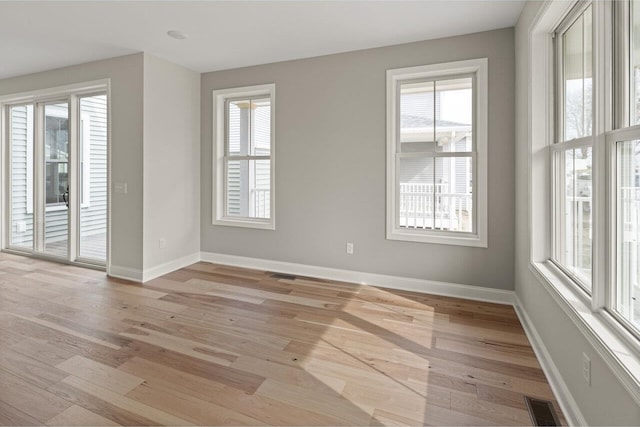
200,251 -> 515,305
513,295 -> 587,427
108,265 -> 142,282
141,252 -> 201,283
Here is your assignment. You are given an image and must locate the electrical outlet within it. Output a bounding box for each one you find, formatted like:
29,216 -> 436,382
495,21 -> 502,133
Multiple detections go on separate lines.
582,353 -> 591,385
159,238 -> 166,249
346,242 -> 354,255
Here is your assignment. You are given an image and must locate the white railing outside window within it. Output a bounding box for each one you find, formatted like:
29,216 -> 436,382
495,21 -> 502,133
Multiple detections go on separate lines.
564,195 -> 593,284
619,187 -> 640,322
252,189 -> 270,219
399,183 -> 472,231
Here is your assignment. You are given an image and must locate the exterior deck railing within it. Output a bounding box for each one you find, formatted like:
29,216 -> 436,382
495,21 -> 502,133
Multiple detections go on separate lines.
620,187 -> 640,318
399,183 -> 472,231
253,189 -> 270,219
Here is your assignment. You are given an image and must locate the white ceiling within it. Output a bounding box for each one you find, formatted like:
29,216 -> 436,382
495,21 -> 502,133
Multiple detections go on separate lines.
0,1 -> 525,80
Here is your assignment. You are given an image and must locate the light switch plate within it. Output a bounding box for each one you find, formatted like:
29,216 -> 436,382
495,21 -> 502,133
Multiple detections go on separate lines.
114,182 -> 128,194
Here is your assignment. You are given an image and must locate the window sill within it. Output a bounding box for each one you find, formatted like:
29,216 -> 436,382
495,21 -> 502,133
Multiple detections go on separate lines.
387,228 -> 487,248
529,260 -> 640,406
212,217 -> 274,231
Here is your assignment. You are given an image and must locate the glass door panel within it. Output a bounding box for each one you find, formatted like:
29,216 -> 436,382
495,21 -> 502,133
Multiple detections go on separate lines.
78,94 -> 107,262
4,93 -> 107,266
8,104 -> 34,250
43,102 -> 69,258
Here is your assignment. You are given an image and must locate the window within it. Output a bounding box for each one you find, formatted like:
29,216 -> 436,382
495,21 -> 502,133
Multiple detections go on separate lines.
552,3 -> 594,292
528,0 -> 640,404
386,59 -> 488,247
616,139 -> 640,331
611,0 -> 640,334
548,0 -> 640,339
212,84 -> 275,229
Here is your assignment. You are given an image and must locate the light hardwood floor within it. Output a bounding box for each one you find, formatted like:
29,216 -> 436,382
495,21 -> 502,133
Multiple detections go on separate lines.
0,252 -> 565,426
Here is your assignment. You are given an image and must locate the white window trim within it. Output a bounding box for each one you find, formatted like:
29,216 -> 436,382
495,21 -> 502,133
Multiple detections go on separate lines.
212,83 -> 275,230
528,0 -> 640,405
386,59 -> 488,247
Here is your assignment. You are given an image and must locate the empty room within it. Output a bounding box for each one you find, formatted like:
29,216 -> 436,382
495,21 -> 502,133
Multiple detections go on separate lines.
0,0 -> 638,425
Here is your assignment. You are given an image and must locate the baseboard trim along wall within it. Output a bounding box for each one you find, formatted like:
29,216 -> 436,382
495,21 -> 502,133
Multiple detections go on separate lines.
513,295 -> 587,427
142,252 -> 201,282
108,265 -> 143,282
108,252 -> 201,283
111,252 -> 516,306
200,251 -> 515,305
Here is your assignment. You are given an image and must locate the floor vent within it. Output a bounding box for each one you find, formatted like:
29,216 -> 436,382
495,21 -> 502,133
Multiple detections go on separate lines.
270,272 -> 297,280
524,396 -> 561,426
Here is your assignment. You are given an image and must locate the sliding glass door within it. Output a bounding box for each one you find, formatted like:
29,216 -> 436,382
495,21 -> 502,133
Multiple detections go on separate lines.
4,92 -> 108,266
77,94 -> 108,262
8,104 -> 34,251
42,101 -> 70,257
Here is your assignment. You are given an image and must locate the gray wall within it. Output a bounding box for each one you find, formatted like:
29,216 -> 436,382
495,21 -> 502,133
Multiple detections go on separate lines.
0,54 -> 144,272
515,2 -> 640,425
201,28 -> 515,290
143,54 -> 200,270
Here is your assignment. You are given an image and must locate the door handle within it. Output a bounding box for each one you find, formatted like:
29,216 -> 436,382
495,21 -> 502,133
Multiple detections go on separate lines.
62,185 -> 69,208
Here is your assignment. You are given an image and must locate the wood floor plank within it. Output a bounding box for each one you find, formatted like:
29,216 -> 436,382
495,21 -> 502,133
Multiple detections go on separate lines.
119,326 -> 237,366
231,354 -> 347,392
3,312 -> 122,350
341,380 -> 451,421
118,356 -> 345,426
46,405 -> 121,426
435,335 -> 539,368
60,376 -> 192,426
4,317 -> 129,368
56,355 -> 144,395
188,278 -> 340,309
255,379 -> 374,426
126,381 -> 266,426
0,326 -> 27,348
46,379 -> 159,426
123,340 -> 265,394
120,306 -> 291,351
0,368 -> 73,423
450,390 -> 532,425
0,347 -> 68,389
0,400 -> 42,426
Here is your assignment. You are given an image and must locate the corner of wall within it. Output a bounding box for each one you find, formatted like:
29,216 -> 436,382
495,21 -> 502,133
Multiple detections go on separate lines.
140,53 -> 201,273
